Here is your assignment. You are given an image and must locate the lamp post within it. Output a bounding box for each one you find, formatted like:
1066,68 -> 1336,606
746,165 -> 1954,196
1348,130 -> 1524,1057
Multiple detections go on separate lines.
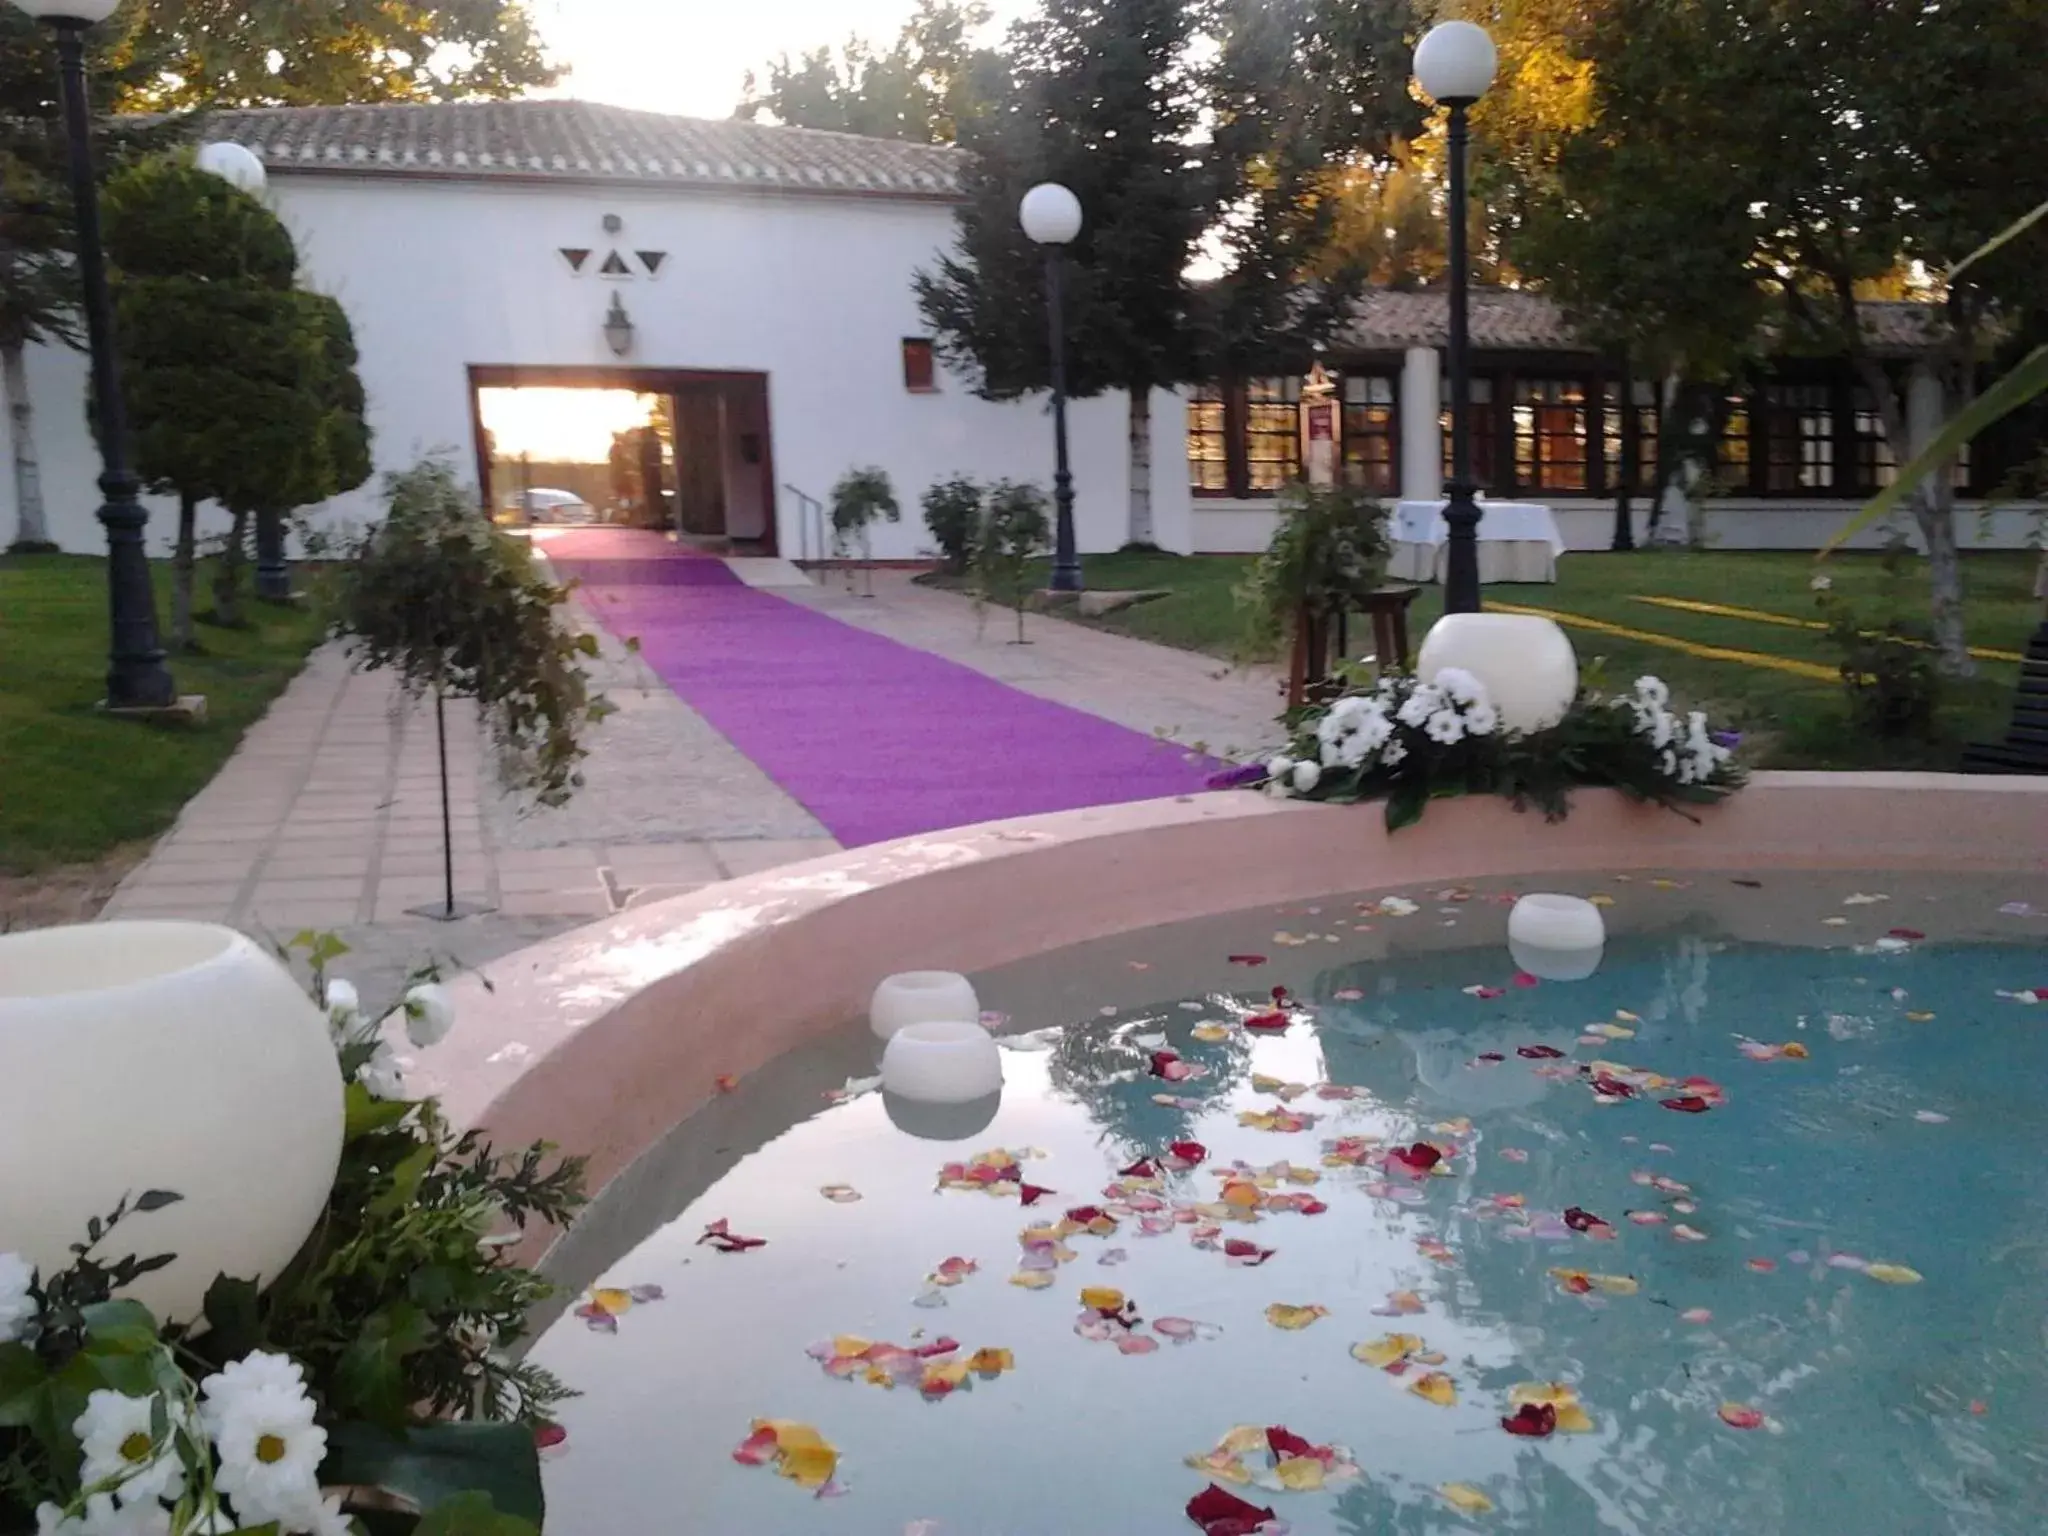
14,0 -> 175,707
1414,20 -> 1498,616
1020,181 -> 1084,594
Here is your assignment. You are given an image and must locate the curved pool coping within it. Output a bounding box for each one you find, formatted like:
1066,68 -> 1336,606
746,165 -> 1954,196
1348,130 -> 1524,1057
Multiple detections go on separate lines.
421,772 -> 2045,1254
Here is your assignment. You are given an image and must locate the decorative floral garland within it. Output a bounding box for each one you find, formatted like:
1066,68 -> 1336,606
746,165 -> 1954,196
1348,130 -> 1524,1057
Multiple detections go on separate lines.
1232,670 -> 1744,829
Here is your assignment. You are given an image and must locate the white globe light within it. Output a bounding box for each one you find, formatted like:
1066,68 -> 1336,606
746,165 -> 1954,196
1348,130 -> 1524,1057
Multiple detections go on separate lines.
869,971 -> 981,1041
1019,182 -> 1083,246
0,922 -> 344,1323
1508,893 -> 1607,982
1417,613 -> 1579,734
196,140 -> 268,194
9,0 -> 123,21
881,1021 -> 1005,1104
1414,20 -> 1498,104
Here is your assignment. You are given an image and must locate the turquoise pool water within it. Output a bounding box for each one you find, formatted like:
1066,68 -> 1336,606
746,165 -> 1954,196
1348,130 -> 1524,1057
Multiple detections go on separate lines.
532,875 -> 2047,1535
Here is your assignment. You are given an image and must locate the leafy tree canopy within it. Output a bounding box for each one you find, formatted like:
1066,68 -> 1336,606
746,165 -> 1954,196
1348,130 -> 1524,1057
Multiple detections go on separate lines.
118,0 -> 559,110
736,0 -> 997,145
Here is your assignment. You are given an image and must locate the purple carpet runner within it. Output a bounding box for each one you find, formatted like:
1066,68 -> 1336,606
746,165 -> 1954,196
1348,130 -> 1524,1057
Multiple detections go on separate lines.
539,532 -> 1217,848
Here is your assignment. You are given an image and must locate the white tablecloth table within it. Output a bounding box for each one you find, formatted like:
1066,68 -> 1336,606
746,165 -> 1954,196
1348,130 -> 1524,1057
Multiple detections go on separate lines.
1388,499 -> 1566,585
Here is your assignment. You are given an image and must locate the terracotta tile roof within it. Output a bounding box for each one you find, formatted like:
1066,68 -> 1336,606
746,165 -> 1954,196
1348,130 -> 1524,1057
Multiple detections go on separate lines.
1337,287 -> 1947,356
197,100 -> 963,200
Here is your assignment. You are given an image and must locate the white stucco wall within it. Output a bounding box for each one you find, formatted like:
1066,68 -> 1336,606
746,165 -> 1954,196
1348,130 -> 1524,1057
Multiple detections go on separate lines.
0,174 -> 1195,562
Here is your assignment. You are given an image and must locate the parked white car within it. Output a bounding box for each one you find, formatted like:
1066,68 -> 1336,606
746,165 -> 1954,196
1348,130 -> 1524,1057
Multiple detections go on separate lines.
507,488 -> 596,525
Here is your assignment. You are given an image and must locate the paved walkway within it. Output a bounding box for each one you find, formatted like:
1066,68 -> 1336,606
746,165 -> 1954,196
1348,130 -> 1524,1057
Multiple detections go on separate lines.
103,556 -> 1281,999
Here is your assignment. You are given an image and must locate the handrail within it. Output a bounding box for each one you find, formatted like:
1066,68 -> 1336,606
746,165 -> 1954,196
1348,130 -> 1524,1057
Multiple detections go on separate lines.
784,483 -> 826,565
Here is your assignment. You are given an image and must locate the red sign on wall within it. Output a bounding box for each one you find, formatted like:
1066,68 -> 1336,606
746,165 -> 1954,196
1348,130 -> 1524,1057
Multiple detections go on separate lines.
1307,404 -> 1335,441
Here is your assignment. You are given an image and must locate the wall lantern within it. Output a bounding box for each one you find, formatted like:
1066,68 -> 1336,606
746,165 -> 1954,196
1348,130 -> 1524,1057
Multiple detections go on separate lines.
603,292 -> 635,357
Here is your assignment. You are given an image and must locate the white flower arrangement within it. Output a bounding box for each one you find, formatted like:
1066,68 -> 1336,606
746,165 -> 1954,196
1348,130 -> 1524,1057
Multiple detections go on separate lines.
21,1349 -> 335,1536
1244,667 -> 1744,828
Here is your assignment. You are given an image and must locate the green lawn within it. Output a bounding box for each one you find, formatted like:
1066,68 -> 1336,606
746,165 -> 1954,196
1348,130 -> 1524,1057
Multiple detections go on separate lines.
958,548 -> 2043,771
0,553 -> 326,874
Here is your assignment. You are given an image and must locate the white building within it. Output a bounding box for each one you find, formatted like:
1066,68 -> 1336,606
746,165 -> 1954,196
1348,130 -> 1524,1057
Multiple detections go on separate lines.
4,100 -> 2034,562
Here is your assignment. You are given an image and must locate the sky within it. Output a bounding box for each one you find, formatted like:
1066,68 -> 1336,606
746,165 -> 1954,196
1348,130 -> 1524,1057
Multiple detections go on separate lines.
530,0 -> 1028,121
480,388 -> 661,464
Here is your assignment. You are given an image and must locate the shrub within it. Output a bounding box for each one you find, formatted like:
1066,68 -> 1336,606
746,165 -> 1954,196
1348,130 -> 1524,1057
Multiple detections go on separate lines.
829,466 -> 901,556
922,475 -> 983,574
1814,553 -> 1942,739
975,480 -> 1052,643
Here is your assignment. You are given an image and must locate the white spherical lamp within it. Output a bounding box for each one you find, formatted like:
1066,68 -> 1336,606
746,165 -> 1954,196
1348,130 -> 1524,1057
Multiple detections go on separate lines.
1414,20 -> 1498,104
881,1021 -> 1004,1105
869,971 -> 981,1041
9,0 -> 124,21
1508,893 -> 1607,982
196,140 -> 268,194
0,923 -> 344,1322
1019,182 -> 1084,246
1417,613 -> 1579,734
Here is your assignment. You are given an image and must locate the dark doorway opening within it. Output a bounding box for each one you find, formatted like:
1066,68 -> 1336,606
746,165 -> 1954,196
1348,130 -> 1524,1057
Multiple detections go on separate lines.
469,365 -> 776,555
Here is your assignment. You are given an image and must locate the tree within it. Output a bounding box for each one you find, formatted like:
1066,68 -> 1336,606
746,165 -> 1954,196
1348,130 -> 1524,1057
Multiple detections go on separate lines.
1,6 -> 168,552
117,0 -> 557,111
917,0 -> 1207,549
1517,0 -> 2048,673
917,0 -> 1417,549
735,0 -> 995,145
103,155 -> 370,643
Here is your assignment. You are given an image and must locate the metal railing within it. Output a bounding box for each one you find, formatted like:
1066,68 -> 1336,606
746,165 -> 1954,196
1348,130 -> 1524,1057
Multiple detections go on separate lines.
785,484 -> 827,566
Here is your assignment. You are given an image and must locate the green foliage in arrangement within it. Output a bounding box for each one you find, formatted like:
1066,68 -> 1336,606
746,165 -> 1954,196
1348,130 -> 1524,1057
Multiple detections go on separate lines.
0,938 -> 581,1534
1235,482 -> 1391,663
330,459 -> 610,809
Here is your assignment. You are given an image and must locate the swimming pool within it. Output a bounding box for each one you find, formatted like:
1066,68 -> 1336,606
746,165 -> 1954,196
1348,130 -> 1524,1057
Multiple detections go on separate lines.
527,870 -> 2046,1534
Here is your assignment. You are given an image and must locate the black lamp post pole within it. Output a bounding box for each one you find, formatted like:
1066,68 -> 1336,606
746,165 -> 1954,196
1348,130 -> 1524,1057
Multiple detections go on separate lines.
1441,98 -> 1483,616
48,18 -> 174,707
1044,246 -> 1082,594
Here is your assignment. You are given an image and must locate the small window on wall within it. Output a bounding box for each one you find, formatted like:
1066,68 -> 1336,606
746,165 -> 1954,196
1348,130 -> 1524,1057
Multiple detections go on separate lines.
1243,377 -> 1302,491
1188,384 -> 1231,493
1441,376 -> 1499,493
1602,379 -> 1660,493
1512,378 -> 1590,493
1340,375 -> 1397,495
1763,383 -> 1834,491
1718,393 -> 1753,484
902,338 -> 938,393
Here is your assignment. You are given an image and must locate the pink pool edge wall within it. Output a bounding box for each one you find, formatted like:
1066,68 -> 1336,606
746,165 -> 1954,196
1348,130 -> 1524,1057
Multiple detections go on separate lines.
414,773 -> 2048,1262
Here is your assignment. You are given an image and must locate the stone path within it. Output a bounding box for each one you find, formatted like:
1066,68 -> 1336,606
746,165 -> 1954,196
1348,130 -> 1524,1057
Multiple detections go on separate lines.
103,561 -> 1281,1001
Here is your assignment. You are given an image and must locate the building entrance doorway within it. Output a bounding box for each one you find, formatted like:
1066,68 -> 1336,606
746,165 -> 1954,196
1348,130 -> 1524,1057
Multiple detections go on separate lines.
471,366 -> 775,553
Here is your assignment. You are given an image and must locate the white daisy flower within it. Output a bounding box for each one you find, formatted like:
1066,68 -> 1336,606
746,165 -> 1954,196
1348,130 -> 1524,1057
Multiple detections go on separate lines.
75,1391 -> 184,1508
402,983 -> 457,1049
1266,755 -> 1295,782
322,979 -> 358,1018
1809,574 -> 1833,592
1380,737 -> 1409,766
1291,761 -> 1322,793
205,1385 -> 327,1531
1424,709 -> 1465,745
358,1041 -> 408,1101
1634,676 -> 1670,707
1462,702 -> 1500,737
0,1252 -> 35,1344
1435,667 -> 1484,706
1396,686 -> 1442,728
202,1353 -> 309,1404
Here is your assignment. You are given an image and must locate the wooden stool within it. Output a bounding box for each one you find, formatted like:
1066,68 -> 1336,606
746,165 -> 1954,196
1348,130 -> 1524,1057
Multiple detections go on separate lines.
1336,585 -> 1420,675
